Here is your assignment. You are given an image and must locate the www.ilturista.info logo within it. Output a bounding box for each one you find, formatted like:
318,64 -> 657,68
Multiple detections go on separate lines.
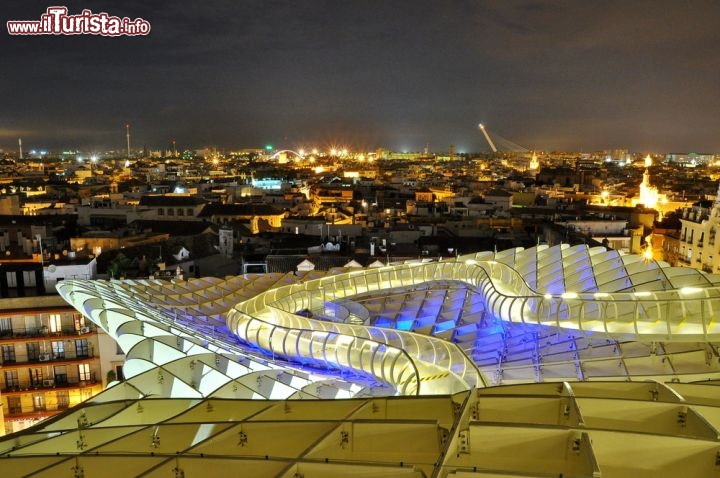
7,7 -> 150,36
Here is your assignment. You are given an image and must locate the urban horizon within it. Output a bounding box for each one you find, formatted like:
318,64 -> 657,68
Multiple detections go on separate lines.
3,1 -> 720,154
2,131 -> 719,158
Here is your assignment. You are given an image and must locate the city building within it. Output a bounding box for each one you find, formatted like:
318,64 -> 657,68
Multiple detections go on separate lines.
673,184 -> 720,273
0,295 -> 103,435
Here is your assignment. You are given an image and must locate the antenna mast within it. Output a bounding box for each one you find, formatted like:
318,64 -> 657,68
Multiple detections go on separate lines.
126,124 -> 131,158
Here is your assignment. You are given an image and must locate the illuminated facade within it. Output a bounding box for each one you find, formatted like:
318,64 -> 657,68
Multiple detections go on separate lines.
676,182 -> 720,274
528,151 -> 539,170
0,296 -> 103,435
3,244 -> 720,476
634,155 -> 666,211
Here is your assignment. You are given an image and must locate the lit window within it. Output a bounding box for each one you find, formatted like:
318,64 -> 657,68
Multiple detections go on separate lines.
78,363 -> 91,382
57,390 -> 70,409
49,314 -> 62,333
73,314 -> 85,331
33,393 -> 45,412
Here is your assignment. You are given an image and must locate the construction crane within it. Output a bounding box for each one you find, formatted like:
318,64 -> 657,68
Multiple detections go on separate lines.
478,123 -> 497,153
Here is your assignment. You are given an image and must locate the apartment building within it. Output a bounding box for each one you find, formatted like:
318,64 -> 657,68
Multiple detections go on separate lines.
674,190 -> 720,273
0,296 -> 103,435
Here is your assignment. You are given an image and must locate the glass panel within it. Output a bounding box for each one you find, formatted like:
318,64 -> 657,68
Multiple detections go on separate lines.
1,344 -> 16,363
33,393 -> 45,411
75,339 -> 89,357
0,317 -> 12,337
26,342 -> 40,361
4,370 -> 19,388
54,365 -> 67,385
56,390 -> 69,409
78,363 -> 91,381
7,396 -> 21,414
49,314 -> 62,333
51,341 -> 65,359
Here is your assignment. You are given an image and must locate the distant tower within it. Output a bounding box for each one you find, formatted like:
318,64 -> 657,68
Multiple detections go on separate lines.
638,155 -> 659,210
126,124 -> 131,158
18,138 -> 22,160
529,152 -> 539,170
449,144 -> 455,162
172,139 -> 177,158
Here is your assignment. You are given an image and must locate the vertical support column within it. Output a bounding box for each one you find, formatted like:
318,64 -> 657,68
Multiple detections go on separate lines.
35,267 -> 46,295
0,269 -> 8,297
16,270 -> 25,297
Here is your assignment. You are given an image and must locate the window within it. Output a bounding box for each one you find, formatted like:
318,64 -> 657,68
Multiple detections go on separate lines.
4,370 -> 19,389
1,344 -> 16,364
54,365 -> 67,386
80,388 -> 92,401
48,314 -> 62,333
7,396 -> 21,415
0,317 -> 11,337
158,208 -> 164,216
26,342 -> 40,361
78,363 -> 91,382
33,393 -> 46,412
73,313 -> 85,332
167,208 -> 174,216
186,208 -> 193,216
56,390 -> 69,409
29,368 -> 43,387
75,339 -> 89,358
51,341 -> 65,359
177,208 -> 184,216
115,364 -> 125,381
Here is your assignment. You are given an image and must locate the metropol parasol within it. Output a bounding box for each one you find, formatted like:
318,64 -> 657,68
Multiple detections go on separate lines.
3,243 -> 720,477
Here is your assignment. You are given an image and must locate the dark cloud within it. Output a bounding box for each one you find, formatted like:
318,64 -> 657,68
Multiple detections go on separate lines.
2,0 -> 719,153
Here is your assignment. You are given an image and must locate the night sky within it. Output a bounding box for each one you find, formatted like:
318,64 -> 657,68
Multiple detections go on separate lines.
2,1 -> 720,153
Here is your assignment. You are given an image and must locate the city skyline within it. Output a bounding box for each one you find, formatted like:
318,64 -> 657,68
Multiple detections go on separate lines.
2,1 -> 720,153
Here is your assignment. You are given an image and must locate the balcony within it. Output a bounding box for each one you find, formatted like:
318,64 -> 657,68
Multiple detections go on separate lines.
3,407 -> 69,422
0,326 -> 96,343
1,353 -> 97,369
1,373 -> 97,394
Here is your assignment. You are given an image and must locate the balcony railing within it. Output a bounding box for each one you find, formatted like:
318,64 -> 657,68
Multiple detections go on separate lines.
1,353 -> 96,367
0,326 -> 95,341
1,373 -> 97,394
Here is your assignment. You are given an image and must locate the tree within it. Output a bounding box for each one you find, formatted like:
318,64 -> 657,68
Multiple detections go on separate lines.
108,252 -> 131,279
